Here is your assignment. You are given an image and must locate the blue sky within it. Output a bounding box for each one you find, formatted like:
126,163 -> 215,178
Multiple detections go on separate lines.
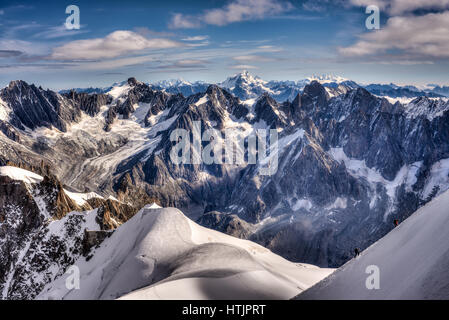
0,0 -> 448,90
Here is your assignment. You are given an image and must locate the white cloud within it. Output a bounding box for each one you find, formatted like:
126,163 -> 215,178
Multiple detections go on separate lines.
230,64 -> 259,69
0,39 -> 49,56
49,30 -> 183,60
233,55 -> 274,62
182,35 -> 209,41
133,27 -> 175,38
169,0 -> 293,29
170,13 -> 201,29
339,11 -> 449,61
74,54 -> 157,70
349,0 -> 449,15
33,24 -> 89,39
257,45 -> 283,53
187,41 -> 210,47
154,59 -> 208,69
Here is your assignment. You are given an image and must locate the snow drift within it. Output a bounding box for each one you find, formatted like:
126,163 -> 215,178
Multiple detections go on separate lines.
297,189 -> 449,300
37,206 -> 333,300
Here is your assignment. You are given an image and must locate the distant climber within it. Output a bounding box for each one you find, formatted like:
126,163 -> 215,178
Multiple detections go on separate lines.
354,248 -> 360,258
394,219 -> 399,227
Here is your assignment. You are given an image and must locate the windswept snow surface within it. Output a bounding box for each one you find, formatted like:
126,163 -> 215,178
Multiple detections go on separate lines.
297,189 -> 449,300
62,190 -> 104,206
37,206 -> 333,300
0,166 -> 43,184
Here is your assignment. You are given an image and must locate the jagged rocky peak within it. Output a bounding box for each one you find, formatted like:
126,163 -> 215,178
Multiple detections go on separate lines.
127,77 -> 139,86
302,81 -> 329,100
63,90 -> 112,117
7,79 -> 28,89
253,93 -> 287,128
0,164 -> 148,299
223,70 -> 262,85
4,80 -> 53,97
4,80 -> 37,95
348,86 -> 391,113
254,92 -> 279,113
206,83 -> 222,95
298,81 -> 330,116
307,74 -> 348,84
205,84 -> 240,106
0,79 -> 81,132
219,70 -> 272,101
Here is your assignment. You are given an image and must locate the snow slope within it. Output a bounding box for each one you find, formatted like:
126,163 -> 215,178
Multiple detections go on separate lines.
0,166 -> 102,206
0,166 -> 44,184
297,189 -> 449,300
37,206 -> 333,300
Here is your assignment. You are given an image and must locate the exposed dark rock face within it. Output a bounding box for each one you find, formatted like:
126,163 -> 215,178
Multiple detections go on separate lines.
0,81 -> 81,132
63,91 -> 112,117
87,197 -> 137,230
0,172 -> 82,299
0,80 -> 111,135
0,120 -> 20,142
197,211 -> 252,239
82,230 -> 113,256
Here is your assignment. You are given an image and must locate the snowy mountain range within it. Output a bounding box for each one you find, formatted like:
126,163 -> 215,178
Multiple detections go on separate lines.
1,73 -> 449,299
61,71 -> 447,103
147,71 -> 447,102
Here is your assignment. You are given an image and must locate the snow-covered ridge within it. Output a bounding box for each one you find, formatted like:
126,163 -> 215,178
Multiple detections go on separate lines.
62,190 -> 104,206
0,166 -> 44,184
307,74 -> 348,84
38,206 -> 333,300
297,188 -> 449,299
0,166 -> 103,206
404,97 -> 449,121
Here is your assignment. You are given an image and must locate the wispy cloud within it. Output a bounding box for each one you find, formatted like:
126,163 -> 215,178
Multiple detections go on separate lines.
339,11 -> 449,61
182,35 -> 209,41
349,0 -> 449,15
49,30 -> 183,60
32,24 -> 89,39
0,50 -> 23,58
133,27 -> 175,38
233,55 -> 275,62
150,58 -> 209,70
182,35 -> 210,47
169,0 -> 294,29
73,54 -> 158,70
229,64 -> 258,70
256,45 -> 283,53
0,39 -> 49,56
170,13 -> 201,29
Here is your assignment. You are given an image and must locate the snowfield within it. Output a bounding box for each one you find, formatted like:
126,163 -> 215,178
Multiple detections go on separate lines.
37,206 -> 333,300
0,166 -> 44,184
297,189 -> 449,300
